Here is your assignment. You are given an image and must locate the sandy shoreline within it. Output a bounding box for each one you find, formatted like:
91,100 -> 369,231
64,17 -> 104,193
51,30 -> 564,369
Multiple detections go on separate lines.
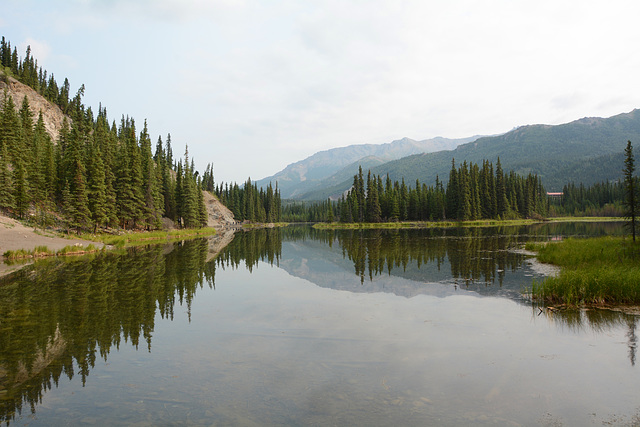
0,215 -> 103,277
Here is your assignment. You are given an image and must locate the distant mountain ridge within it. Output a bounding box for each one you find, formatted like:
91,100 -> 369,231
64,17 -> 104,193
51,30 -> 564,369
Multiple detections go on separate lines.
256,135 -> 482,199
294,109 -> 640,200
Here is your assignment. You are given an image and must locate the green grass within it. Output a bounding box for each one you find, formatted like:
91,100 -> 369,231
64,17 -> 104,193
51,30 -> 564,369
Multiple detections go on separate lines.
80,227 -> 217,247
528,236 -> 640,306
546,216 -> 624,223
3,244 -> 102,260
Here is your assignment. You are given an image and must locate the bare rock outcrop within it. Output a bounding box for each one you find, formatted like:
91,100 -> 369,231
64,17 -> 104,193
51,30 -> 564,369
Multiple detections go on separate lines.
203,190 -> 237,229
0,72 -> 68,142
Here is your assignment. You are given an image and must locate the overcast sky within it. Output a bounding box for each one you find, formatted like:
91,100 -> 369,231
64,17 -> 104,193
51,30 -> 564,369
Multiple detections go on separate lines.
3,0 -> 640,183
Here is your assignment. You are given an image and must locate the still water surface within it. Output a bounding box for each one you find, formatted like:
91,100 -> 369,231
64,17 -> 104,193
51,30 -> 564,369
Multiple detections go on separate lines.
0,222 -> 638,426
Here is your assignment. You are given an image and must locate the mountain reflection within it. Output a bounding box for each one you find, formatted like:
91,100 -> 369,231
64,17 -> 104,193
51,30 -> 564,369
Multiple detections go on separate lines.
0,222 -> 632,424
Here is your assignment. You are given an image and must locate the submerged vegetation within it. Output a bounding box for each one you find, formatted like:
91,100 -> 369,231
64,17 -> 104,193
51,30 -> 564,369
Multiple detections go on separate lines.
528,237 -> 640,306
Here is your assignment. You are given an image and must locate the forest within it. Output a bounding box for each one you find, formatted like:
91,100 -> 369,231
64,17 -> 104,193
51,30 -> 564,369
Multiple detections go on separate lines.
0,37 -> 280,231
282,160 -> 549,223
213,179 -> 281,223
0,36 -> 635,230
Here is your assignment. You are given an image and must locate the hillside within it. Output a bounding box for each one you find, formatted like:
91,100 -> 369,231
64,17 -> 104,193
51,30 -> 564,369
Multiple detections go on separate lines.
0,71 -> 67,141
0,67 -> 235,231
256,135 -> 481,199
298,109 -> 640,199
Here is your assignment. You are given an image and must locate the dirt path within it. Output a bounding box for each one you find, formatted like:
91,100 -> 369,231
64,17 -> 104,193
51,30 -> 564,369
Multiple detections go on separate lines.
0,215 -> 104,277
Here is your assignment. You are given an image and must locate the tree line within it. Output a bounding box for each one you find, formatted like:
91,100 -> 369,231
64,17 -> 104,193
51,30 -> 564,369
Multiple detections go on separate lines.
284,159 -> 548,223
0,39 -> 211,232
1,37 -> 85,121
213,179 -> 281,223
548,180 -> 627,217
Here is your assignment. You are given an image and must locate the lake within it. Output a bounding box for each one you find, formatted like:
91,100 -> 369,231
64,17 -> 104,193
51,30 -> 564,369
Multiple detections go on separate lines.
1,222 -> 638,426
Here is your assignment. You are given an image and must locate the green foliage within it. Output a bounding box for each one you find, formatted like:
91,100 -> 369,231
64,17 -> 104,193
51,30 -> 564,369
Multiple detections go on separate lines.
622,140 -> 638,242
0,144 -> 14,212
215,180 -> 281,223
530,237 -> 640,305
296,110 -> 640,201
0,36 -> 217,232
329,160 -> 547,224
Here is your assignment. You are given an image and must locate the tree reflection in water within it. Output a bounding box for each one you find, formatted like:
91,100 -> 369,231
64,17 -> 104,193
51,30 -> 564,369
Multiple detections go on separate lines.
0,223 -> 633,423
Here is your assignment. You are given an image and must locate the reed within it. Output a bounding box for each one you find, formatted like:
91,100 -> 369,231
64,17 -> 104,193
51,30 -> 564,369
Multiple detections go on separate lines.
529,237 -> 640,306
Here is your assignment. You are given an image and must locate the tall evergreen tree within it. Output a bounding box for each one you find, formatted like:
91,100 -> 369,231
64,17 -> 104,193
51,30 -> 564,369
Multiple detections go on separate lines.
86,142 -> 109,232
12,157 -> 28,218
623,140 -> 638,242
0,144 -> 15,212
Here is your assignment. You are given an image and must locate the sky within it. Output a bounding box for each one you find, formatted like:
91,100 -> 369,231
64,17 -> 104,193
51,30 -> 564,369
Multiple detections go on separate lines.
2,0 -> 640,183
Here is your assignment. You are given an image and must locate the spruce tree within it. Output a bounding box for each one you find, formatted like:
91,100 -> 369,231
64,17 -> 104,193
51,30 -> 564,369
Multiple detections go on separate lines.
0,90 -> 21,161
0,144 -> 15,212
197,178 -> 208,228
70,158 -> 91,232
366,171 -> 382,222
12,158 -> 28,218
495,158 -> 508,218
623,140 -> 638,242
87,142 -> 109,232
174,161 -> 184,227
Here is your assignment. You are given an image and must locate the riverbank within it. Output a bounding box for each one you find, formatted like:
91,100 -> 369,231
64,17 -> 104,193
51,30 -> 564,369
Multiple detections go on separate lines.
0,215 -> 107,276
0,213 -> 224,277
313,219 -> 541,229
312,216 -> 625,230
527,236 -> 640,306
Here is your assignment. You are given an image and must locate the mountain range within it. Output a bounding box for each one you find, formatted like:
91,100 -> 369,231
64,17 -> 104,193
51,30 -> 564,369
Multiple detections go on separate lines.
255,136 -> 482,199
259,109 -> 640,199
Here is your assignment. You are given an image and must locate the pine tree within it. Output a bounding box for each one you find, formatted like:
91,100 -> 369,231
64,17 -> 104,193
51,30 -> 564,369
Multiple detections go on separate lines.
0,90 -> 21,161
29,112 -> 48,205
70,158 -> 91,232
366,171 -> 382,222
12,158 -> 28,218
180,146 -> 199,228
174,161 -> 184,227
0,144 -> 15,212
139,120 -> 161,229
446,159 -> 458,219
495,157 -> 508,218
623,140 -> 638,242
86,142 -> 109,232
197,177 -> 208,227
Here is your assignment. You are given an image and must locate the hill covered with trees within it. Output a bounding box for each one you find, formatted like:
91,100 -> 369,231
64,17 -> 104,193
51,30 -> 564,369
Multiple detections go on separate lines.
0,37 -> 223,232
293,110 -> 640,200
283,159 -> 548,223
255,135 -> 481,199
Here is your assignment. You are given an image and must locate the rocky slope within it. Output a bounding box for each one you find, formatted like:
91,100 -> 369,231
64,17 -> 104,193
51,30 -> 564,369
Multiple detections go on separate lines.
0,71 -> 67,141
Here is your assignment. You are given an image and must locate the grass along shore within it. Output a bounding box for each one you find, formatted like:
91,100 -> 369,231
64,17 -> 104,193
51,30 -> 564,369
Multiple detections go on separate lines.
3,227 -> 217,261
312,217 -> 624,230
3,244 -> 102,261
313,219 -> 543,229
78,227 -> 217,248
526,236 -> 640,306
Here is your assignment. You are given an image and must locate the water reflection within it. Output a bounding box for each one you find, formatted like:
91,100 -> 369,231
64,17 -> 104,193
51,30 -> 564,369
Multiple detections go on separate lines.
537,307 -> 639,366
0,239 -> 215,424
277,224 -> 615,300
0,222 -> 635,425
